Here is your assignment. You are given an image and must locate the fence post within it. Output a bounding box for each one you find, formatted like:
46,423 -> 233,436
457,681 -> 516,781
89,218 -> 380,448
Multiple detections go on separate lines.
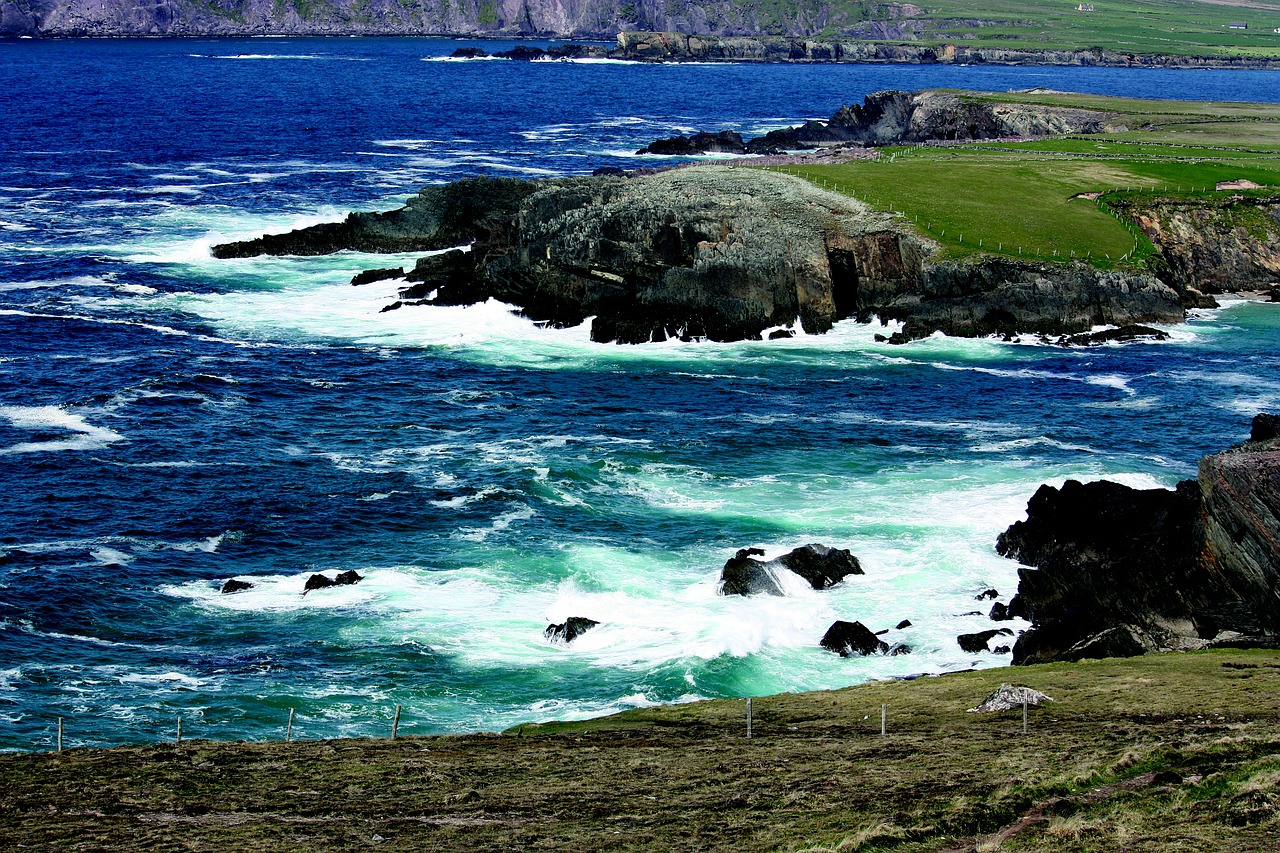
881,704 -> 887,736
176,715 -> 182,745
57,717 -> 63,753
746,697 -> 753,739
1022,701 -> 1028,735
392,705 -> 402,740
286,708 -> 295,742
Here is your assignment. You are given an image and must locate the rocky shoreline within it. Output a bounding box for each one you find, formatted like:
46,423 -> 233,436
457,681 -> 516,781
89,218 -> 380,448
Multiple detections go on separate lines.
996,414 -> 1280,665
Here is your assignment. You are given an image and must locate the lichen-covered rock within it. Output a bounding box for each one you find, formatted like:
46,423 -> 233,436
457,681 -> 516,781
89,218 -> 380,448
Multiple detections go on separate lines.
970,684 -> 1053,713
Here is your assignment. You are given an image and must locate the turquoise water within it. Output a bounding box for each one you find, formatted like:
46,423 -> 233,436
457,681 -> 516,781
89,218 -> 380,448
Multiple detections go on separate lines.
1,38 -> 1278,750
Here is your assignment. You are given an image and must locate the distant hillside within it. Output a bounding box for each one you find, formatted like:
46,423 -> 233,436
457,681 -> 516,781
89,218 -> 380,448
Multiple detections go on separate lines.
5,0 -> 1280,59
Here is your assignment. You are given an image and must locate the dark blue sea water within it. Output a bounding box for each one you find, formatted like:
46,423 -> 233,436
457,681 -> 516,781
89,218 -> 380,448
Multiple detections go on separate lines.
1,38 -> 1278,751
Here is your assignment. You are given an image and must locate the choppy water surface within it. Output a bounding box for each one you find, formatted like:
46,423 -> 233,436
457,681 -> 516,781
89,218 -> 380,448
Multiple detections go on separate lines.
1,38 -> 1278,750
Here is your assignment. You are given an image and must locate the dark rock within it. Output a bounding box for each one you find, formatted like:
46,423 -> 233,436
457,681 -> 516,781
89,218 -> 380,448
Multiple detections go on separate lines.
869,437 -> 892,446
888,642 -> 912,656
957,629 -> 1013,653
776,544 -> 863,590
220,578 -> 254,594
351,267 -> 405,286
768,329 -> 795,339
494,46 -> 547,61
636,130 -> 746,156
821,620 -> 888,656
873,334 -> 888,343
976,588 -> 999,600
380,301 -> 403,313
450,47 -> 488,59
303,570 -> 362,593
719,544 -> 862,596
989,602 -> 1010,621
992,645 -> 1012,654
1006,594 -> 1030,621
895,619 -> 912,629
1059,324 -> 1170,346
304,573 -> 335,592
1063,625 -> 1157,660
998,478 -> 1206,664
1250,413 -> 1279,442
400,249 -> 479,304
592,166 -> 625,177
545,616 -> 600,643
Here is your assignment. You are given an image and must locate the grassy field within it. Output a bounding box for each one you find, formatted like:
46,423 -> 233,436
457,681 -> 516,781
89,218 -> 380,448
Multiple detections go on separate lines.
3,650 -> 1280,851
763,91 -> 1280,265
860,0 -> 1280,58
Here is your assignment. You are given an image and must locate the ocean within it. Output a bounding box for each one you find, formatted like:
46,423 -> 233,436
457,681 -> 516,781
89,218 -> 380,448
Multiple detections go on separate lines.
2,37 -> 1278,751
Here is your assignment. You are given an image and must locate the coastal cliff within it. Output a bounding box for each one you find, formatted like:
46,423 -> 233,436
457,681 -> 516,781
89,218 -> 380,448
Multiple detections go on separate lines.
0,0 -> 919,39
213,166 -> 1186,344
999,416 -> 1280,665
612,31 -> 1280,69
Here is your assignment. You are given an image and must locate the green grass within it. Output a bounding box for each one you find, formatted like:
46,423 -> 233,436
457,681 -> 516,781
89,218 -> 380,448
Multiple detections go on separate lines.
4,651 -> 1280,851
759,90 -> 1280,265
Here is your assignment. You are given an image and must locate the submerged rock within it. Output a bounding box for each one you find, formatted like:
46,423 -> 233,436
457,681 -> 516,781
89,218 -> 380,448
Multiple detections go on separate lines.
351,267 -> 405,286
545,617 -> 599,643
1058,324 -> 1170,346
820,620 -> 888,656
220,578 -> 254,594
719,544 -> 863,596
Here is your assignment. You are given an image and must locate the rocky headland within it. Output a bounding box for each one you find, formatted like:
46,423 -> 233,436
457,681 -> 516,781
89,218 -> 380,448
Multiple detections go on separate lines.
214,164 -> 1194,345
997,414 -> 1280,666
612,31 -> 1280,69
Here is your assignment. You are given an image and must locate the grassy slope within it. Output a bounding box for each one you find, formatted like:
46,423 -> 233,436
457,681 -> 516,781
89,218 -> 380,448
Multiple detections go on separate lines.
763,91 -> 1280,265
3,650 -> 1280,851
915,0 -> 1280,56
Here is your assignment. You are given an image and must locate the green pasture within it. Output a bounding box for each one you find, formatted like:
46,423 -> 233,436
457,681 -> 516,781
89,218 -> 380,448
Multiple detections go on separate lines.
908,0 -> 1280,58
762,91 -> 1280,265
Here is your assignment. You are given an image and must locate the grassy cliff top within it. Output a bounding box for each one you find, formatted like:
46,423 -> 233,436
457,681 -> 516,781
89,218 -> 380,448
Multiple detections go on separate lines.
765,89 -> 1280,265
3,649 -> 1280,851
796,0 -> 1280,58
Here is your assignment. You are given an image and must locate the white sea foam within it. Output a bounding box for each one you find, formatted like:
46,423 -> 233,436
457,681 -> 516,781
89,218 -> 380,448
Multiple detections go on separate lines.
0,405 -> 124,455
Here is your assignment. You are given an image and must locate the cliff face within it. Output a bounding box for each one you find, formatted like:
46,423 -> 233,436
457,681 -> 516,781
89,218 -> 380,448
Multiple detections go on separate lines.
1114,196 -> 1280,295
212,166 -> 1186,344
999,419 -> 1280,665
0,0 -> 900,38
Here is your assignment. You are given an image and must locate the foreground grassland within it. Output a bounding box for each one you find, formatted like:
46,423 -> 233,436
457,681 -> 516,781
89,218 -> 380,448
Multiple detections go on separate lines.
871,0 -> 1280,58
769,91 -> 1280,265
3,651 -> 1280,851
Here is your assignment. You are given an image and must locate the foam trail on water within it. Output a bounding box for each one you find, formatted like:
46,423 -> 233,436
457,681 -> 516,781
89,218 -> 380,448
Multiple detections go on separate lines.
0,405 -> 124,455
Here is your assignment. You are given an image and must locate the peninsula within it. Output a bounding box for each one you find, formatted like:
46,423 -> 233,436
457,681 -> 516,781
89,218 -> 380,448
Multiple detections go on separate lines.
214,88 -> 1280,345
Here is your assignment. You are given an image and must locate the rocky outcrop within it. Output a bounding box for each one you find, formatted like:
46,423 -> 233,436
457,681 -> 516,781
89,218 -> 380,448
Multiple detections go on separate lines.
613,31 -> 1280,69
637,130 -> 750,156
1111,195 -> 1280,295
999,418 -> 1280,664
220,578 -> 254,594
820,620 -> 888,656
720,544 -> 864,596
733,89 -> 1116,151
214,165 -> 1188,345
545,617 -> 599,643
